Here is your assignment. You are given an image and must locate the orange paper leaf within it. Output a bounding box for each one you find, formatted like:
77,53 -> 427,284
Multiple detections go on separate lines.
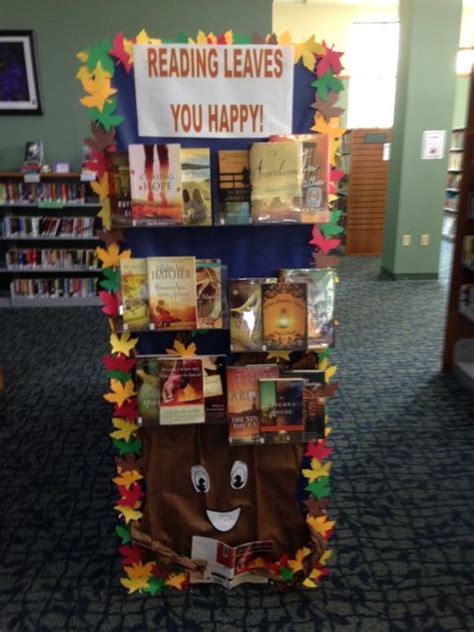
104,379 -> 136,407
113,469 -> 143,490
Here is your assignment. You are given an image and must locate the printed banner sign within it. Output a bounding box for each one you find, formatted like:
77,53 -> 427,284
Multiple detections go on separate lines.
133,45 -> 294,138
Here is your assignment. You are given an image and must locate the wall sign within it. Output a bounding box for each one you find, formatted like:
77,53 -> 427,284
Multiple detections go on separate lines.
421,130 -> 446,160
133,45 -> 294,138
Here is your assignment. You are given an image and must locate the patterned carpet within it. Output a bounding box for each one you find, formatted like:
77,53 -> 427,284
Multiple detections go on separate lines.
0,246 -> 473,631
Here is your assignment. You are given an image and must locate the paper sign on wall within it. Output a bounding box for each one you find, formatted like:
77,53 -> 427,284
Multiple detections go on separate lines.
133,45 -> 294,138
421,130 -> 446,160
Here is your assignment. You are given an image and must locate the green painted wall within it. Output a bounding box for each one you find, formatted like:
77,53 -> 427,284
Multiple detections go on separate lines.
0,0 -> 272,171
381,0 -> 463,278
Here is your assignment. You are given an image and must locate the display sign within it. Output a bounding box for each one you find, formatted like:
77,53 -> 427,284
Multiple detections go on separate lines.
133,45 -> 294,138
421,130 -> 446,160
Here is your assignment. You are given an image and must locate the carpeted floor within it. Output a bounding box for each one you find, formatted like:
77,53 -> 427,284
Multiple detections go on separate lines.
0,246 -> 473,631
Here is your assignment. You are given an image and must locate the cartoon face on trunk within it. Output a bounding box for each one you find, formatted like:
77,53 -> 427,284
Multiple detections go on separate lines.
140,424 -> 307,560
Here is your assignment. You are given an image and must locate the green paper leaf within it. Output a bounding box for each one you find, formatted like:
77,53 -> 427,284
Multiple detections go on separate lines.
320,223 -> 344,238
86,38 -> 114,76
233,34 -> 252,44
107,370 -> 132,384
144,577 -> 165,595
100,268 -> 120,292
115,525 -> 131,544
175,32 -> 188,44
87,100 -> 124,132
305,476 -> 331,499
191,329 -> 209,338
311,72 -> 344,101
112,438 -> 142,456
319,349 -> 334,361
280,567 -> 293,582
329,210 -> 342,224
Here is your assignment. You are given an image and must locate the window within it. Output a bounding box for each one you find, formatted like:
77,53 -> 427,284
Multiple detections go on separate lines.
346,22 -> 400,129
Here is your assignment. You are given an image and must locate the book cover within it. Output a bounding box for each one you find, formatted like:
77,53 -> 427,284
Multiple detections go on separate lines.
258,378 -> 305,443
202,355 -> 227,423
217,150 -> 251,225
181,148 -> 212,226
250,143 -> 302,224
278,268 -> 336,349
283,370 -> 325,441
261,282 -> 307,350
227,364 -> 280,444
119,258 -> 149,331
128,143 -> 183,225
196,259 -> 222,329
270,135 -> 330,223
462,236 -> 474,268
136,356 -> 160,424
108,153 -> 132,225
24,141 -> 44,168
147,256 -> 197,330
229,278 -> 276,352
158,357 -> 205,425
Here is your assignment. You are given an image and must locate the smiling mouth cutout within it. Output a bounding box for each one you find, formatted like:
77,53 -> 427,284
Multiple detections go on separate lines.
206,507 -> 241,532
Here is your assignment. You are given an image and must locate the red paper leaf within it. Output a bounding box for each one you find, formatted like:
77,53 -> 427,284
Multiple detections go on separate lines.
117,483 -> 145,507
278,554 -> 289,569
312,562 -> 330,578
114,400 -> 137,421
330,169 -> 344,183
317,41 -> 344,76
309,226 -> 341,255
109,32 -> 133,73
84,149 -> 108,178
102,355 -> 136,373
305,440 -> 332,462
99,291 -> 118,317
217,33 -> 227,45
118,545 -> 142,566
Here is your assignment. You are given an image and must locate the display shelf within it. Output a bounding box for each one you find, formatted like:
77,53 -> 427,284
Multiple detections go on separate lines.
0,266 -> 99,274
10,295 -> 100,307
0,202 -> 100,208
444,207 -> 458,213
1,235 -> 99,241
447,168 -> 463,173
450,147 -> 464,152
0,171 -> 85,179
446,188 -> 460,193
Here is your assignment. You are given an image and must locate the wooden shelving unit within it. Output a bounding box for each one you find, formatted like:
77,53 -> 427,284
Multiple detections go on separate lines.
442,127 -> 466,242
338,128 -> 391,256
442,70 -> 474,389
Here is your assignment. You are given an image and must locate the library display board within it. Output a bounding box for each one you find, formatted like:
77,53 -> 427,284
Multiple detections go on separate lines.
76,29 -> 345,593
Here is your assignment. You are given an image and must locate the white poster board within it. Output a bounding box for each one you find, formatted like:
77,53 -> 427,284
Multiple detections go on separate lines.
421,130 -> 446,160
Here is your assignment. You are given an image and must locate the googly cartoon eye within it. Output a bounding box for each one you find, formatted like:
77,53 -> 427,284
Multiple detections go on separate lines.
230,461 -> 248,489
191,465 -> 210,493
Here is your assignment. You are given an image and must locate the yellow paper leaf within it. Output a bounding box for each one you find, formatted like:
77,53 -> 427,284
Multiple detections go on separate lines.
124,561 -> 155,580
166,339 -> 197,357
325,365 -> 337,382
91,174 -> 109,201
96,243 -> 131,268
113,469 -> 143,490
278,31 -> 292,46
319,358 -> 328,372
98,199 -> 111,230
110,331 -> 138,357
135,29 -> 162,45
288,546 -> 312,572
266,351 -> 290,362
293,36 -> 324,69
115,504 -> 143,524
76,51 -> 89,63
309,567 -> 323,581
325,425 -> 332,437
79,62 -> 116,112
196,30 -> 208,45
110,417 -> 138,441
165,572 -> 187,590
319,549 -> 332,565
302,460 -> 331,483
328,193 -> 339,203
120,575 -> 149,594
123,37 -> 134,57
76,65 -> 92,87
307,515 -> 336,536
104,379 -> 136,407
313,116 -> 345,139
303,577 -> 318,588
224,30 -> 233,45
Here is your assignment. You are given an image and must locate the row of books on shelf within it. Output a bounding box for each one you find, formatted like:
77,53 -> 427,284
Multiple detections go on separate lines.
109,134 -> 331,227
0,182 -> 91,205
11,277 -> 97,298
445,195 -> 460,211
120,256 -> 335,351
446,173 -> 462,189
450,129 -> 465,150
448,152 -> 464,171
2,217 -> 95,238
460,285 -> 474,322
136,355 -> 327,445
5,248 -> 98,270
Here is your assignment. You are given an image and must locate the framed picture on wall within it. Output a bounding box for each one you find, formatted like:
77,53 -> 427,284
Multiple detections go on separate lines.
0,30 -> 42,115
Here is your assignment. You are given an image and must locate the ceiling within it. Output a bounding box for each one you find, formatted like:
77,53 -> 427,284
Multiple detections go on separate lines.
274,0 -> 474,6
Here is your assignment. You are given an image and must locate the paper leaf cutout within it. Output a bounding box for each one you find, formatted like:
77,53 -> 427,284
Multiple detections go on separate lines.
110,417 -> 139,442
85,122 -> 116,153
104,379 -> 136,407
317,41 -> 344,76
87,100 -> 124,132
266,351 -> 290,362
97,228 -> 125,246
97,243 -> 130,268
320,223 -> 344,238
303,497 -> 329,517
293,36 -> 324,70
119,545 -> 142,566
115,504 -> 143,524
307,515 -> 336,537
91,175 -> 109,201
115,454 -> 140,472
135,29 -> 161,46
325,365 -> 337,382
312,251 -> 341,268
287,547 -> 311,573
115,524 -> 131,544
277,31 -> 292,46
311,72 -> 344,102
97,199 -> 112,231
303,577 -> 318,589
319,549 -> 332,565
309,226 -> 341,255
144,577 -> 165,596
312,115 -> 344,140
80,62 -> 117,112
109,32 -> 133,73
100,267 -> 120,292
117,483 -> 144,507
302,459 -> 331,483
99,291 -> 118,317
120,575 -> 149,594
113,400 -> 138,420
113,469 -> 143,490
84,149 -> 108,178
103,355 -> 135,373
112,438 -> 142,456
166,339 -> 197,357
280,566 -> 293,582
305,440 -> 332,461
76,51 -> 88,63
305,476 -> 331,500
110,331 -> 138,356
165,572 -> 187,590
86,39 -> 114,75
312,92 -> 345,123
107,370 -> 132,384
